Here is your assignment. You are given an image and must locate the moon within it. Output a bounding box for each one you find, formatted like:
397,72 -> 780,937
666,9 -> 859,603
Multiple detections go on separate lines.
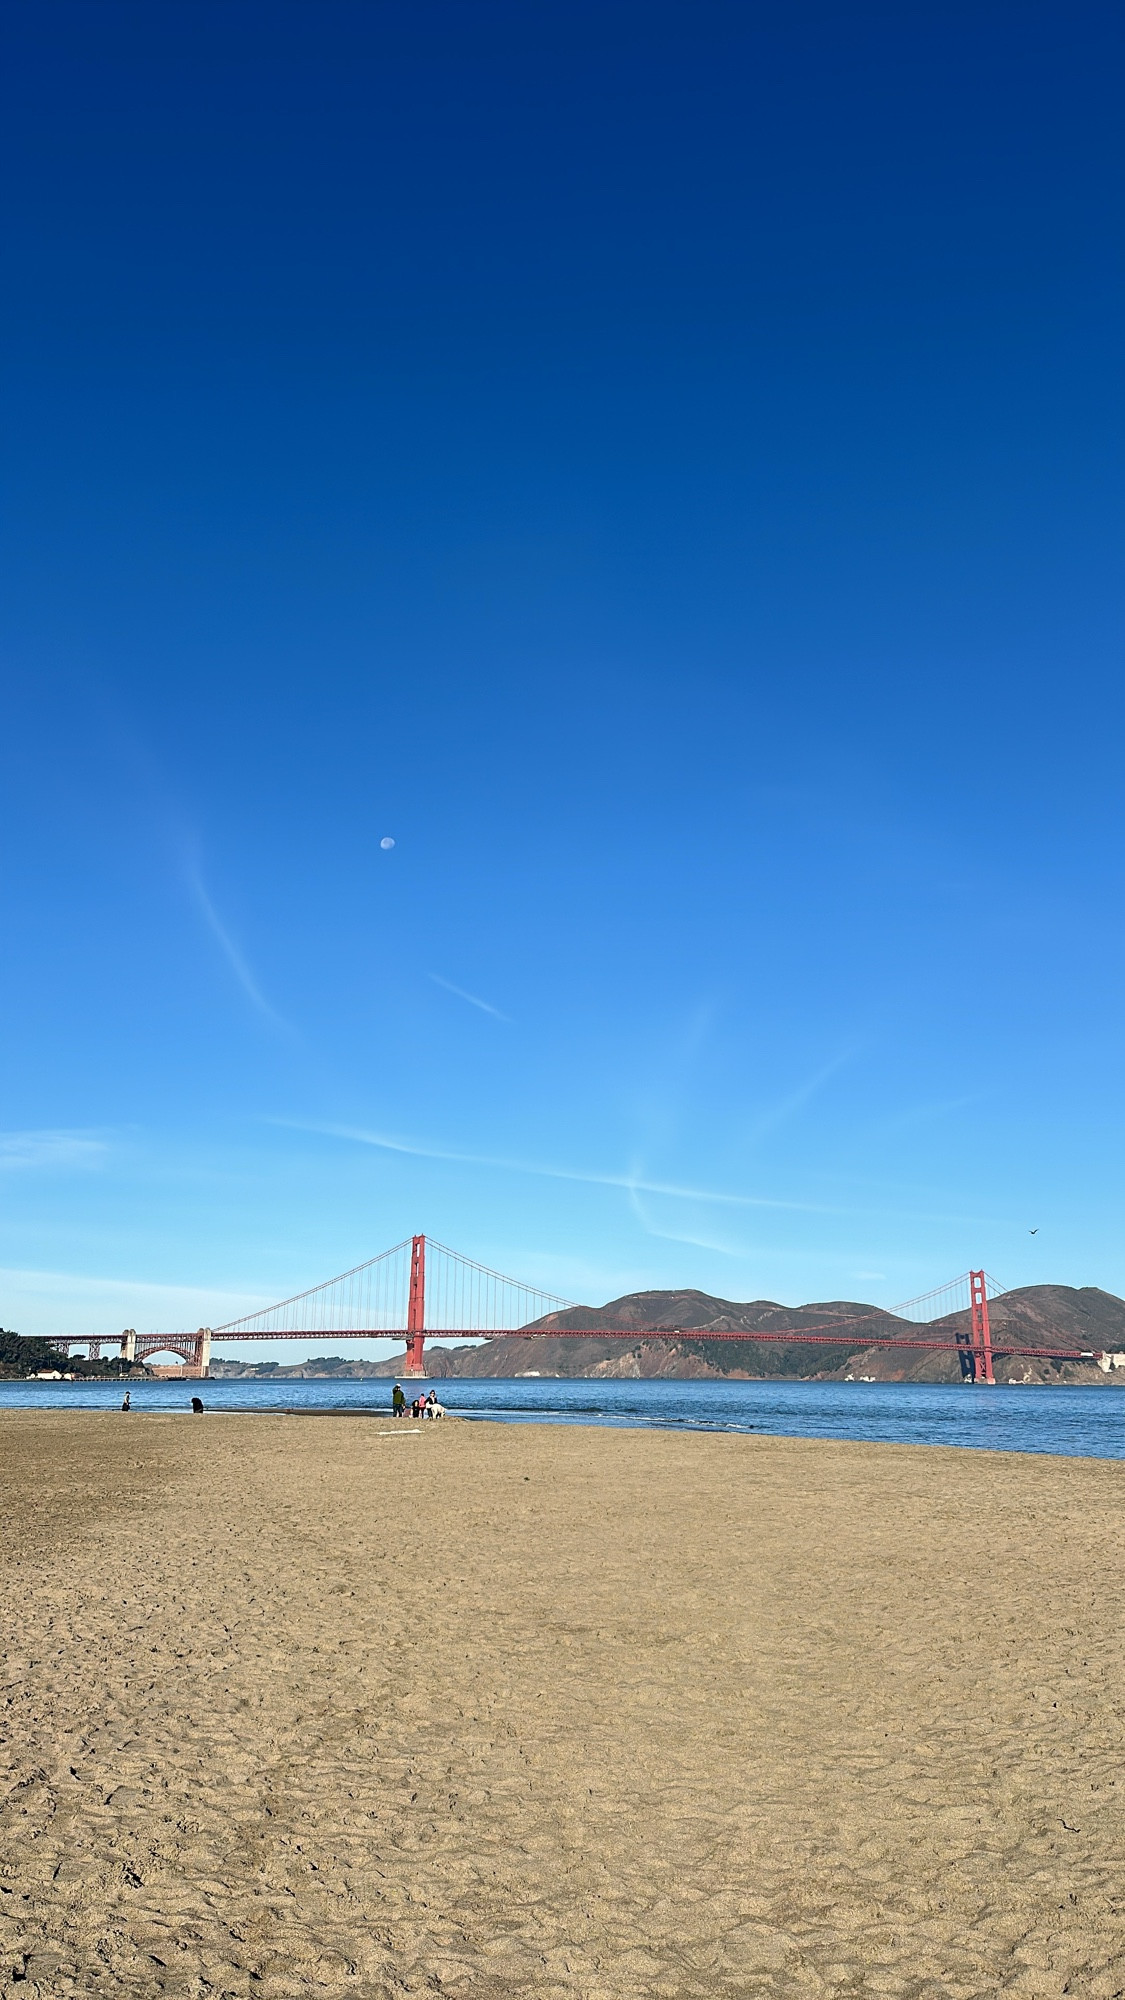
380,836 -> 395,850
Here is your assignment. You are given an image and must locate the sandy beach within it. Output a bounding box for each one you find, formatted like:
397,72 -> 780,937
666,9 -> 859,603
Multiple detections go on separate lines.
2,1413 -> 1124,1998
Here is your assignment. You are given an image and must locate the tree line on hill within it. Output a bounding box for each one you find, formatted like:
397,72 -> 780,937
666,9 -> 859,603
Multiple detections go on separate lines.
0,1329 -> 131,1379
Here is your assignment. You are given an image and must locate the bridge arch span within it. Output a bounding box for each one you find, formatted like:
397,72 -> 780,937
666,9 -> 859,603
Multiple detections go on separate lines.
135,1330 -> 211,1377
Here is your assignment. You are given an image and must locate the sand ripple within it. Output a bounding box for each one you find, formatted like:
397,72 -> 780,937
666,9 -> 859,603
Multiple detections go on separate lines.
2,1414 -> 1124,1997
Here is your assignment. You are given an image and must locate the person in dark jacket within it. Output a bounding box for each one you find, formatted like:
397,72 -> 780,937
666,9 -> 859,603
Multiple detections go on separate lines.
392,1382 -> 405,1417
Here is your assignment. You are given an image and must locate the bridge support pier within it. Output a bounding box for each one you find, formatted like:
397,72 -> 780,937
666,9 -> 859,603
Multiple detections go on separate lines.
190,1329 -> 212,1379
119,1329 -> 136,1364
404,1235 -> 427,1376
968,1271 -> 995,1385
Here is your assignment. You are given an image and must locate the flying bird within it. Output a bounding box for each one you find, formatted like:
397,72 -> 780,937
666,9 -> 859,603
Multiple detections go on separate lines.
1029,1228 -> 1038,1235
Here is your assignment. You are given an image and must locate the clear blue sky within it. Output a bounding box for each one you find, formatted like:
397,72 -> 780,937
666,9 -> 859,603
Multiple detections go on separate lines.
3,1 -> 1123,1350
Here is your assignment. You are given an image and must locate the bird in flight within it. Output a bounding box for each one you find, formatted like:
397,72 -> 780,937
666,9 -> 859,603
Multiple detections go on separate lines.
1029,1228 -> 1038,1235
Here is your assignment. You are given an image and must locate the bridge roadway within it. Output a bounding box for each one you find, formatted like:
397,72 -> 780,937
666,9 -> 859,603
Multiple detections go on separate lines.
214,1327 -> 1100,1361
70,1243 -> 1116,1382
139,1241 -> 1076,1383
75,1323 -> 1108,1385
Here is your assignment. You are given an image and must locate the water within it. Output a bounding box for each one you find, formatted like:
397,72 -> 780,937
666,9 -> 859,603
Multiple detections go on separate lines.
3,1374 -> 1124,1458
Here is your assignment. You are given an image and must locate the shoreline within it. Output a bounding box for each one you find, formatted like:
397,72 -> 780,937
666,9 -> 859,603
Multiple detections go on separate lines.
3,1375 -> 1125,1470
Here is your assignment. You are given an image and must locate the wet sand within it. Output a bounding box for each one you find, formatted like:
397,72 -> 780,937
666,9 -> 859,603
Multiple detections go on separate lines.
2,1413 -> 1124,1998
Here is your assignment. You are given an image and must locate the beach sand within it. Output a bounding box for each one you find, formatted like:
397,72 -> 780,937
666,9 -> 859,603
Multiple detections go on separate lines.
1,1414 -> 1124,1998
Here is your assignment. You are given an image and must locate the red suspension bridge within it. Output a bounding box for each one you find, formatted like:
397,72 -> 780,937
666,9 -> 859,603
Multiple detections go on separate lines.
66,1235 -> 1114,1383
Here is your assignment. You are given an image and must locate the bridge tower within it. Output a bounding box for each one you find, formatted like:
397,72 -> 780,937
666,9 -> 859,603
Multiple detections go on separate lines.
968,1271 -> 995,1385
405,1235 -> 427,1376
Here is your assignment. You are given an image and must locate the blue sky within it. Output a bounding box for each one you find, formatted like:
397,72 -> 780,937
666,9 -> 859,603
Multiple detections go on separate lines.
3,1 -> 1123,1352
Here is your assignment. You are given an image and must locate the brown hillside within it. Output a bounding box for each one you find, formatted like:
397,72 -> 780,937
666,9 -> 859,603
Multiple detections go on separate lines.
214,1284 -> 1125,1384
826,1285 -> 1125,1387
450,1282 -> 1125,1383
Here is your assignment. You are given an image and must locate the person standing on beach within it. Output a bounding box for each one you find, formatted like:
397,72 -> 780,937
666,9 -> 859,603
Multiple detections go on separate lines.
392,1383 -> 405,1417
121,1390 -> 131,1411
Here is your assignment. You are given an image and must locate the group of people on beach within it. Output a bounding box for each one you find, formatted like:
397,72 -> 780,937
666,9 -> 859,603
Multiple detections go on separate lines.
391,1383 -> 445,1420
121,1390 -> 204,1413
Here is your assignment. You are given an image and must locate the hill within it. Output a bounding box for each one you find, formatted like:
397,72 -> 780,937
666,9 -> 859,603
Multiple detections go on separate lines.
841,1285 -> 1125,1386
442,1288 -> 911,1379
445,1284 -> 1125,1384
208,1284 -> 1125,1385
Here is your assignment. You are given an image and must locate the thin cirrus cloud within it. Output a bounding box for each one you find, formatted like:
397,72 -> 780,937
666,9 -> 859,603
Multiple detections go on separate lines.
866,1093 -> 982,1137
0,1130 -> 108,1171
626,1180 -> 747,1255
290,1120 -> 835,1213
0,1262 -> 268,1341
276,1120 -> 1003,1230
744,1049 -> 861,1146
187,867 -> 292,1034
428,974 -> 512,1022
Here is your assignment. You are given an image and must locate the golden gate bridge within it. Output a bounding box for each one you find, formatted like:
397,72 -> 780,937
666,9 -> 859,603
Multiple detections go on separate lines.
66,1235 -> 1110,1384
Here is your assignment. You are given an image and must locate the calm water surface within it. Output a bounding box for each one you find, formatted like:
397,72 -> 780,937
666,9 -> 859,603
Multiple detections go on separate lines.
3,1375 -> 1124,1459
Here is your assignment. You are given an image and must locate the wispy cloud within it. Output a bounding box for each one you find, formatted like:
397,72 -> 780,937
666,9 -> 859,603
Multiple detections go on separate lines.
187,868 -> 292,1033
429,974 -> 512,1022
0,1130 -> 109,1172
745,1048 -> 860,1146
273,1118 -> 1004,1230
0,1262 -> 261,1308
626,998 -> 719,1159
626,1182 -> 745,1254
282,1119 -> 835,1212
867,1093 -> 981,1138
0,1263 -> 269,1342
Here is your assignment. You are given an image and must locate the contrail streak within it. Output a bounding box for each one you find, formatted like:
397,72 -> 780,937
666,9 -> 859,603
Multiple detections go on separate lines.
188,869 -> 291,1032
428,974 -> 512,1022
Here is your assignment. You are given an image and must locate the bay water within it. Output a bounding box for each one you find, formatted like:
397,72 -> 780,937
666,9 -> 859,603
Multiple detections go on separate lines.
3,1375 -> 1125,1459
